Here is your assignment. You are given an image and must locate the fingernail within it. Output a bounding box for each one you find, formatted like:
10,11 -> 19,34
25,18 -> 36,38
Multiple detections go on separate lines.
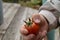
34,19 -> 41,23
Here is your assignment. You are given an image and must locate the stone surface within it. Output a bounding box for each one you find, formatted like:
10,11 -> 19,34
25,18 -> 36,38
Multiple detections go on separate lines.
2,7 -> 38,40
0,3 -> 21,30
0,35 -> 3,40
0,3 -> 21,40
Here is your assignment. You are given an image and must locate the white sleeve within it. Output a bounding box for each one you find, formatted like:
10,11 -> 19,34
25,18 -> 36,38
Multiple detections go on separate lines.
39,10 -> 57,30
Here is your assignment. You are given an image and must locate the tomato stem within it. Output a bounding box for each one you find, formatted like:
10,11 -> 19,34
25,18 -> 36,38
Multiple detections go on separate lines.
24,21 -> 27,24
29,18 -> 31,21
24,18 -> 32,26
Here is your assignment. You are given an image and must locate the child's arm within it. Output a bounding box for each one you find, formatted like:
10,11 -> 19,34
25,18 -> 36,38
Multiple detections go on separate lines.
39,0 -> 60,30
39,9 -> 57,30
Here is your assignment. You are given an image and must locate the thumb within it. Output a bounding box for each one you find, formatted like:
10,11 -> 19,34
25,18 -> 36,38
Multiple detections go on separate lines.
32,14 -> 41,24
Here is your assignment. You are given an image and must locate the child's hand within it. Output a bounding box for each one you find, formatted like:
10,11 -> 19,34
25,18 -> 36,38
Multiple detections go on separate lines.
20,14 -> 48,40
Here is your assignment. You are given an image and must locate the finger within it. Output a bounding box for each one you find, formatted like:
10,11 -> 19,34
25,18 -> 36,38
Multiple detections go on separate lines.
20,27 -> 28,35
27,34 -> 35,39
32,14 -> 41,24
36,32 -> 43,40
23,34 -> 35,40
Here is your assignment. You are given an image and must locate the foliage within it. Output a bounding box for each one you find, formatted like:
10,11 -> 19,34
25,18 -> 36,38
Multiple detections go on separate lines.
3,0 -> 42,5
3,0 -> 42,9
31,0 -> 42,5
19,0 -> 42,5
3,0 -> 19,3
19,0 -> 42,9
3,0 -> 13,2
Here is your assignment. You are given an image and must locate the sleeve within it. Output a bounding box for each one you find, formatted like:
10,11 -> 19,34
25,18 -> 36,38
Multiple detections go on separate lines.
39,10 -> 57,30
39,0 -> 60,18
38,0 -> 60,30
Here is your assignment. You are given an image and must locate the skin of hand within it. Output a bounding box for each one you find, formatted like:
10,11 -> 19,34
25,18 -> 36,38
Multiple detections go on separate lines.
20,14 -> 48,40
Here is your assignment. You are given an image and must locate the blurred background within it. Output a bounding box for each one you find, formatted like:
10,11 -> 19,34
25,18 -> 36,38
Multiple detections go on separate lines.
3,0 -> 42,10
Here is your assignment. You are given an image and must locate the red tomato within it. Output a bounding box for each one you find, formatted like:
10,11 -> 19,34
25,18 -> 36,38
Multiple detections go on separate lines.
24,18 -> 40,35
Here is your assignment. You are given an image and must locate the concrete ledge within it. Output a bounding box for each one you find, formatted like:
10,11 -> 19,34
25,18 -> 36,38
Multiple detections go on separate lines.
2,7 -> 38,40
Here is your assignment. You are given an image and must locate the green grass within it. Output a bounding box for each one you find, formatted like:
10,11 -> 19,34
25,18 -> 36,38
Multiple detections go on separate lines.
19,1 -> 41,9
3,0 -> 42,9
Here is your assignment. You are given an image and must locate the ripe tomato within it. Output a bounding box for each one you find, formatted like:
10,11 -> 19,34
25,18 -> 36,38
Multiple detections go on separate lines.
24,18 -> 40,35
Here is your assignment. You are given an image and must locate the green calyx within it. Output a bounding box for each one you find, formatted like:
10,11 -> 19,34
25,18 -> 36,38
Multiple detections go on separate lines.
24,18 -> 32,26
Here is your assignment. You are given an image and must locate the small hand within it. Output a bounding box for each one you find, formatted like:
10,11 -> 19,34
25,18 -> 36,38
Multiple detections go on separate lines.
20,14 -> 48,40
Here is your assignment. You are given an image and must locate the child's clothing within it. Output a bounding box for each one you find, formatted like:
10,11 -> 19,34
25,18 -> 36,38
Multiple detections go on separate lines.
39,0 -> 60,30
